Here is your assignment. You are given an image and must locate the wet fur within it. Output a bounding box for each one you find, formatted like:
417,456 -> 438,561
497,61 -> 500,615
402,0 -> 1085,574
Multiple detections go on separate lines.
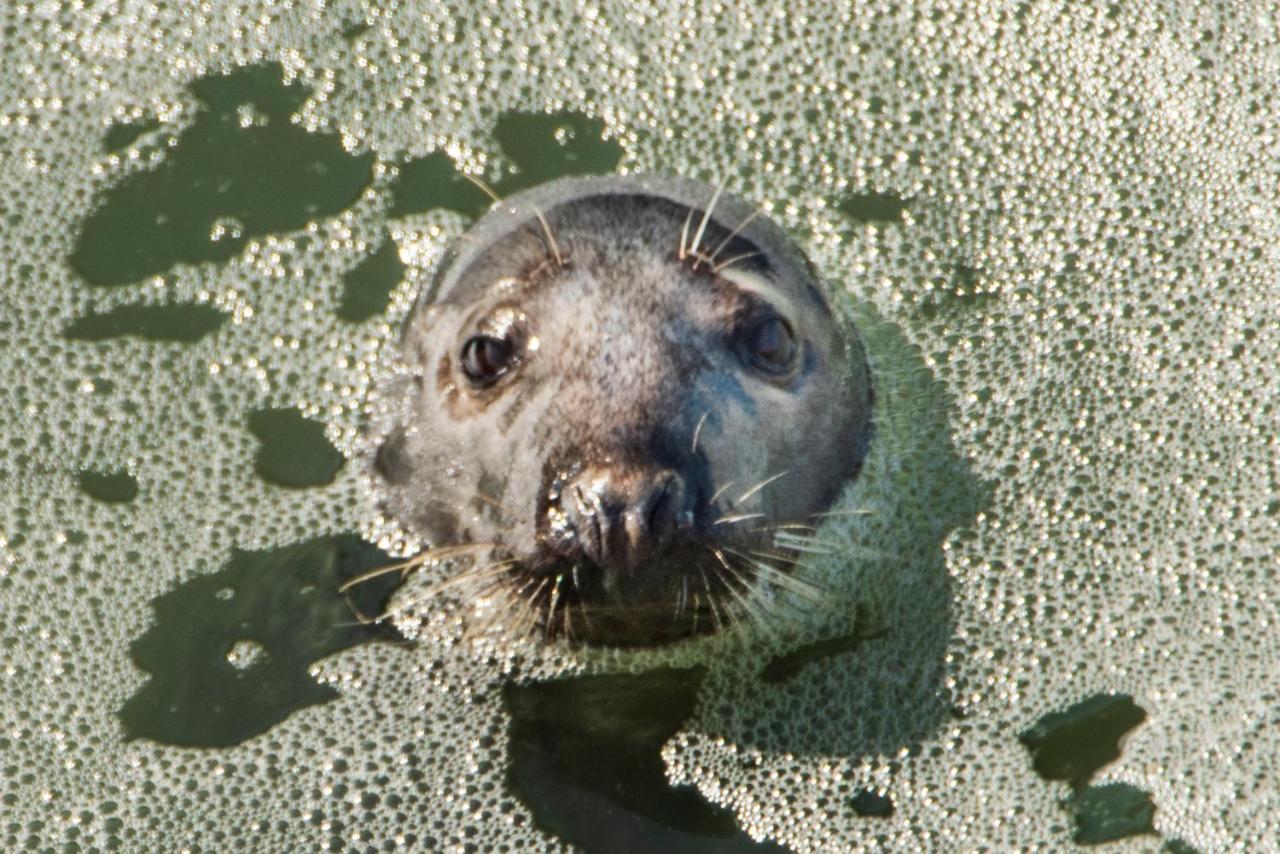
370,174 -> 873,646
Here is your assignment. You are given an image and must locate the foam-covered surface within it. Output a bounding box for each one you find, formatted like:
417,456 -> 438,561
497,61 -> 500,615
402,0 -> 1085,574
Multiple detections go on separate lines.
1,1 -> 1276,850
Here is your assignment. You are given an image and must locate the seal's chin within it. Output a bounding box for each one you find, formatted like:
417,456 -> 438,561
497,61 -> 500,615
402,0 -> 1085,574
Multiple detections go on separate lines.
500,537 -> 777,647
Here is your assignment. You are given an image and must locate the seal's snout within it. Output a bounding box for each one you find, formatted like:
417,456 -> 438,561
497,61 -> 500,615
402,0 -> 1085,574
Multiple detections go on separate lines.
562,466 -> 692,571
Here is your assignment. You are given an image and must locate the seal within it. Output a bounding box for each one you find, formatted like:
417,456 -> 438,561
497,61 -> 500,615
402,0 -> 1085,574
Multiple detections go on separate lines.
369,174 -> 873,646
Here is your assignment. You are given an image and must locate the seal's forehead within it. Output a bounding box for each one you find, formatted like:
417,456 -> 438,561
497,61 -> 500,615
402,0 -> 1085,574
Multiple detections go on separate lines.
427,173 -> 819,308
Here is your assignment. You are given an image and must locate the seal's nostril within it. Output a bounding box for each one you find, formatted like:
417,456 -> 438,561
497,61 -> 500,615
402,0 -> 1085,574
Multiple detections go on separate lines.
554,466 -> 692,570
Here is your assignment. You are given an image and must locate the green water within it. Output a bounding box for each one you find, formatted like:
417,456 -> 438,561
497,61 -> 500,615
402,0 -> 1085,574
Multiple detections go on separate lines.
79,62 -> 778,848
19,68 -> 1164,848
3,2 -> 1276,851
70,64 -> 374,288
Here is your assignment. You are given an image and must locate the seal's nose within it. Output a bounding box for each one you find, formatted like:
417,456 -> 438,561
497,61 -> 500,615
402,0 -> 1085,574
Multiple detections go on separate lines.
563,466 -> 692,570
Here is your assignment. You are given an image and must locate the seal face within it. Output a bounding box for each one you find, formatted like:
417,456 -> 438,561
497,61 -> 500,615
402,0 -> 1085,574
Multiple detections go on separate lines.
372,174 -> 872,646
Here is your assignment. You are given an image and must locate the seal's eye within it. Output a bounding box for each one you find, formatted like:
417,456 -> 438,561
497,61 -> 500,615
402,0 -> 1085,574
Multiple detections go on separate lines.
743,316 -> 798,374
461,335 -> 515,385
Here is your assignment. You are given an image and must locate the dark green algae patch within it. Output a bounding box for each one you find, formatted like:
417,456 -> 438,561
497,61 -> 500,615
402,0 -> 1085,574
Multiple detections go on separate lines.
247,407 -> 345,488
1018,692 -> 1199,848
71,62 -> 374,287
388,110 -> 623,219
102,117 -> 161,153
120,535 -> 402,747
1020,692 -> 1147,788
77,469 -> 139,504
837,190 -> 911,225
337,230 -> 405,323
61,302 -> 228,342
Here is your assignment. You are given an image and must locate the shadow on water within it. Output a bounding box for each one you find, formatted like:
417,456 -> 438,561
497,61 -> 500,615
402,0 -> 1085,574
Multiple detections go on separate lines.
120,534 -> 403,747
677,301 -> 990,767
505,669 -> 786,853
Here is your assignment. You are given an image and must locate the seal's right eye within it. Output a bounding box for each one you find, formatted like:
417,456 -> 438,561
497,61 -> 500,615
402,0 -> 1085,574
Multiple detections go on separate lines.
461,335 -> 515,385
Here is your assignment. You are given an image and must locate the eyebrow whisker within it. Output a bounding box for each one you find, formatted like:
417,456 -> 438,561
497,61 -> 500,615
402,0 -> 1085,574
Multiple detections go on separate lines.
707,207 -> 763,266
461,172 -> 563,267
677,208 -> 694,259
688,178 -> 728,267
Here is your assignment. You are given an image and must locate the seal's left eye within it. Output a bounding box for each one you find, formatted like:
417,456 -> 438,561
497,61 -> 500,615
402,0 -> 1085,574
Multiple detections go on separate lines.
461,335 -> 515,385
743,317 -> 798,374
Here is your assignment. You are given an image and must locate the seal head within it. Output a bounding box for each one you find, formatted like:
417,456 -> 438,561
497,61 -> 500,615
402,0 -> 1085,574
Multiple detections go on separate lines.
373,174 -> 872,646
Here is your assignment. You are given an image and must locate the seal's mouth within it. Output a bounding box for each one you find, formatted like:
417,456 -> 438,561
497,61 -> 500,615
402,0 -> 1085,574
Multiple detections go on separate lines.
492,533 -> 792,647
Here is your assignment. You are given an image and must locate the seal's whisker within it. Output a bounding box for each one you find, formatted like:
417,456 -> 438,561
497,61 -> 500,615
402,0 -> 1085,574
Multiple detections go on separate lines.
707,545 -> 754,631
691,410 -> 710,454
461,172 -> 502,202
707,207 -> 763,265
337,557 -> 428,592
460,172 -> 562,267
717,550 -> 784,639
531,205 -> 564,267
697,562 -> 726,632
709,480 -> 736,505
739,555 -> 832,604
511,576 -> 551,640
678,208 -> 694,260
809,508 -> 875,518
770,538 -> 842,556
561,589 -> 574,642
736,470 -> 791,504
773,531 -> 855,549
472,574 -> 536,640
364,559 -> 518,626
414,559 -> 517,598
765,523 -> 819,533
748,547 -> 801,567
719,559 -> 769,632
544,574 -> 565,641
461,581 -> 515,641
337,542 -> 498,592
688,178 -> 728,267
713,250 -> 764,273
714,512 -> 767,526
722,545 -> 828,601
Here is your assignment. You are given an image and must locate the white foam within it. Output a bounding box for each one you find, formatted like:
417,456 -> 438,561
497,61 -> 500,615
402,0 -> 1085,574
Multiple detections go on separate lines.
0,1 -> 1275,850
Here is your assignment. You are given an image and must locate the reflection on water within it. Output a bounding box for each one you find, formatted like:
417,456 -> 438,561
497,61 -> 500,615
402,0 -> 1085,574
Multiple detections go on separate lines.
505,668 -> 783,852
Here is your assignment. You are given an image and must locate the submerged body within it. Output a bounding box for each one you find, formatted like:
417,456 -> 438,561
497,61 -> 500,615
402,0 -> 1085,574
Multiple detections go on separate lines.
371,174 -> 872,646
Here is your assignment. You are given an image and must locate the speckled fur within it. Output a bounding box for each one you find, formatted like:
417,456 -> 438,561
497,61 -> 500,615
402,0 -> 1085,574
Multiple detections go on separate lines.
371,174 -> 872,643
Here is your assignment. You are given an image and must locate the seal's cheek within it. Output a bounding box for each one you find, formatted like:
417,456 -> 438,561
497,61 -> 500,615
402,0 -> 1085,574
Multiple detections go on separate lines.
400,303 -> 457,370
